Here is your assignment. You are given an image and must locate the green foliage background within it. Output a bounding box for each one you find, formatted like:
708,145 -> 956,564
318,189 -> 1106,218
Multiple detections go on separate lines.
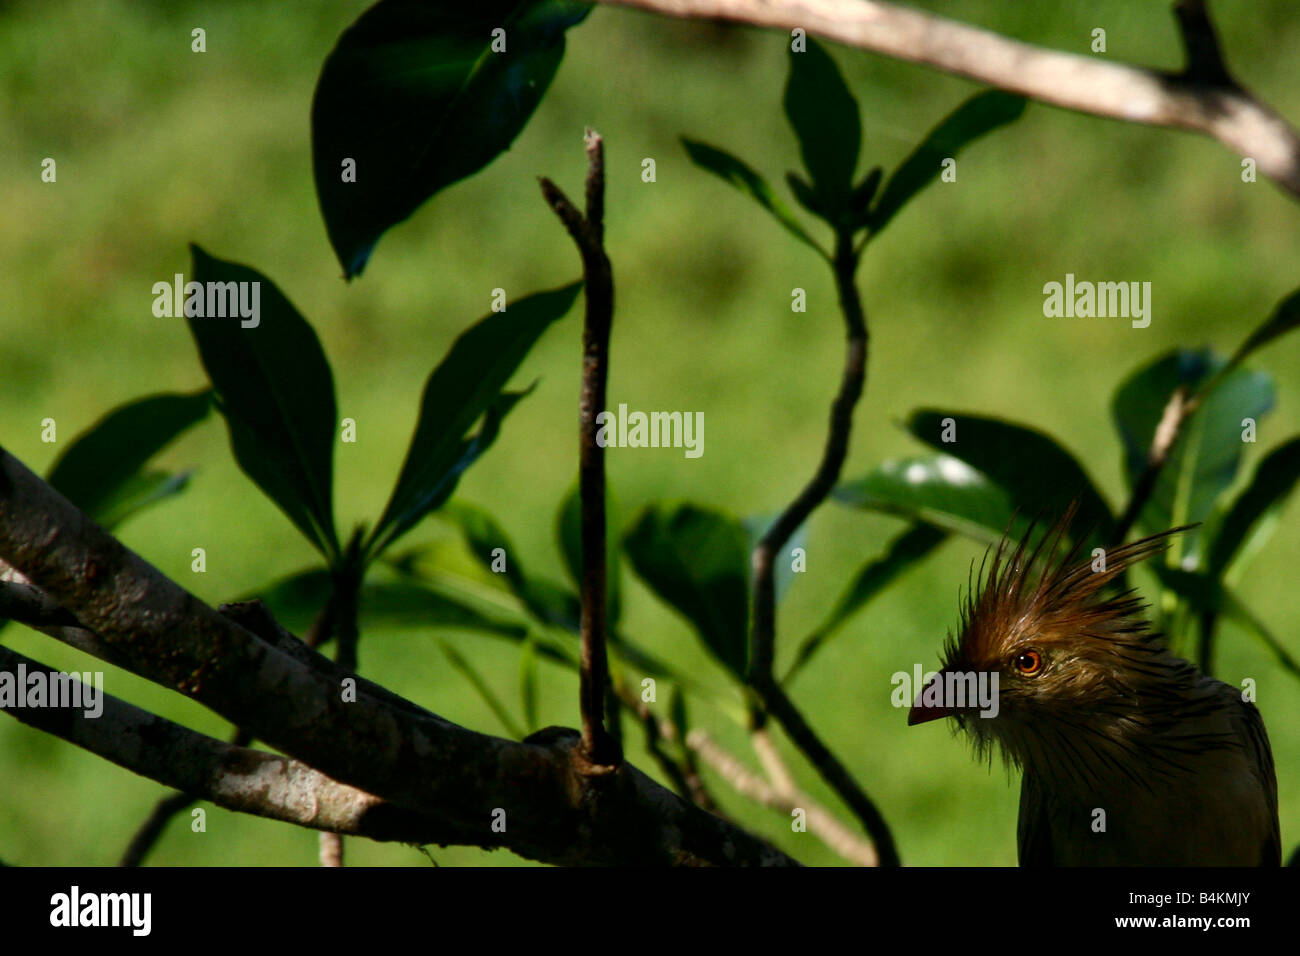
1,0 -> 1296,865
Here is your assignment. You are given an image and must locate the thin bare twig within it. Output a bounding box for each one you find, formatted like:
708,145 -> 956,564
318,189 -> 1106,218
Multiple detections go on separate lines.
539,129 -> 621,768
1112,385 -> 1194,546
595,0 -> 1300,198
688,729 -> 877,865
747,232 -> 899,865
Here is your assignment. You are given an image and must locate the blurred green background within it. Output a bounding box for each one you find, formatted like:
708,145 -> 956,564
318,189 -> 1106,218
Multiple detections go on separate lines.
1,0 -> 1296,866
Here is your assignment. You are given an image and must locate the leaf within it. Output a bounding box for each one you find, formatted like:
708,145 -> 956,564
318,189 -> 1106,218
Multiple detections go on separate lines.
849,166 -> 883,229
906,410 -> 1113,546
623,502 -> 750,679
519,633 -> 539,733
1225,286 -> 1300,372
666,682 -> 689,741
786,522 -> 946,682
870,91 -> 1026,236
443,501 -> 581,630
439,638 -> 526,740
249,567 -> 528,640
1112,348 -> 1274,557
48,390 -> 211,528
556,480 -> 622,626
1154,568 -> 1300,682
835,453 -> 1023,544
188,245 -> 339,559
1207,437 -> 1300,577
785,171 -> 825,218
784,36 -> 860,213
680,139 -> 824,255
369,282 -> 582,556
312,0 -> 592,277
93,471 -> 193,531
742,514 -> 807,606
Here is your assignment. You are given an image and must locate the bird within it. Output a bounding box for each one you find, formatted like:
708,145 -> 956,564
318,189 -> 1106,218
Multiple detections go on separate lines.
909,508 -> 1280,866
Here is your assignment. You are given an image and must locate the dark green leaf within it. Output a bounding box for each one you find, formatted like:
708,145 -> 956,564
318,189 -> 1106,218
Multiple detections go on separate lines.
669,683 -> 689,745
870,91 -> 1026,236
784,37 -> 860,211
623,502 -> 751,679
849,166 -> 883,228
94,471 -> 193,530
248,567 -> 528,640
188,245 -> 339,559
785,171 -> 825,218
1154,567 -> 1300,681
787,522 -> 946,682
443,501 -> 581,630
439,638 -> 526,739
835,453 -> 1023,543
906,411 -> 1113,546
1226,286 -> 1300,372
556,480 -> 622,626
1112,348 -> 1274,557
1208,437 -> 1300,577
48,390 -> 211,528
312,0 -> 591,277
370,282 -> 582,555
681,139 -> 824,255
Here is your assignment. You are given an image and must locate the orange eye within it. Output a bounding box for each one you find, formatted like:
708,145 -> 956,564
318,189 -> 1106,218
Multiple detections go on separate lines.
1015,650 -> 1042,676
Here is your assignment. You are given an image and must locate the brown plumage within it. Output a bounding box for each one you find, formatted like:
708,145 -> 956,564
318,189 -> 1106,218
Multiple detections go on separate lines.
910,508 -> 1280,866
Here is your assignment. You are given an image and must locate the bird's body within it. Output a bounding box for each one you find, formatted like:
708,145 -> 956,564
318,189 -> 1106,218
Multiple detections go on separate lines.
910,513 -> 1280,866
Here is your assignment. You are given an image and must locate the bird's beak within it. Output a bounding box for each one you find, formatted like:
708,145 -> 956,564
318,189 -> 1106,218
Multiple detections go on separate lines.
908,671 -> 954,725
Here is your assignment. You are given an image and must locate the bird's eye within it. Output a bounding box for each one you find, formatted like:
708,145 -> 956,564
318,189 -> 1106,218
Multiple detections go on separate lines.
1014,650 -> 1043,676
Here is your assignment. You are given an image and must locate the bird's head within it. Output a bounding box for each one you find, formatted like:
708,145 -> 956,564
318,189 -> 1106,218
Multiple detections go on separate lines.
909,507 -> 1200,788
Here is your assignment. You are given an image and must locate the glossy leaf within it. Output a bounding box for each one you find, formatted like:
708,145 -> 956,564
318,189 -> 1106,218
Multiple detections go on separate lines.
48,390 -> 211,529
906,411 -> 1112,546
312,0 -> 591,277
188,245 -> 339,559
870,91 -> 1026,236
1112,348 -> 1274,557
623,502 -> 751,679
556,480 -> 622,626
681,139 -> 824,255
787,522 -> 946,681
835,453 -> 1022,544
1207,437 -> 1300,577
370,281 -> 582,555
784,37 -> 860,212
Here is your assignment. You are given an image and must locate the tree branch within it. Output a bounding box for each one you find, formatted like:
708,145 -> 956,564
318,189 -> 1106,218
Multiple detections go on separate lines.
539,129 -> 621,768
595,0 -> 1300,198
0,645 -> 469,846
0,448 -> 794,865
